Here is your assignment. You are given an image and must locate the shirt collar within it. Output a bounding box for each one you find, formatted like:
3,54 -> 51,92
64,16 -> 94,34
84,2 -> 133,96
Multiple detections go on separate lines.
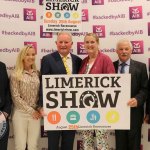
60,53 -> 71,59
119,58 -> 130,66
23,69 -> 36,74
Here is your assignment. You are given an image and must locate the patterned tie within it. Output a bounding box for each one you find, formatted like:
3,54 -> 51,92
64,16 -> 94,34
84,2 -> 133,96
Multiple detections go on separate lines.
120,62 -> 126,73
62,57 -> 71,75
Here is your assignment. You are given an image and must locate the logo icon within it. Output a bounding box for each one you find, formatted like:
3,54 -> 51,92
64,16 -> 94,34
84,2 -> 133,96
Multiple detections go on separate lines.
92,0 -> 104,5
55,12 -> 61,18
46,12 -> 52,18
47,111 -> 61,124
106,110 -> 119,123
80,91 -> 98,108
82,9 -> 88,22
72,12 -> 80,19
40,26 -> 53,38
77,42 -> 87,55
24,8 -> 36,21
129,6 -> 143,20
64,12 -> 70,19
148,22 -> 150,36
131,40 -> 144,54
39,0 -> 43,5
93,25 -> 105,38
87,110 -> 100,124
24,42 -> 37,54
66,111 -> 80,124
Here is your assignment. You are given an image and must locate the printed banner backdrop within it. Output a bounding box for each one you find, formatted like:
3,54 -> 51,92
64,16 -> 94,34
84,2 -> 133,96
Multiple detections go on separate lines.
43,74 -> 130,130
0,0 -> 150,149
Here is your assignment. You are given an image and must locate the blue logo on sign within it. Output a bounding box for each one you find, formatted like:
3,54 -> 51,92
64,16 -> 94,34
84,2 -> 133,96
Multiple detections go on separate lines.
87,110 -> 100,124
64,12 -> 70,18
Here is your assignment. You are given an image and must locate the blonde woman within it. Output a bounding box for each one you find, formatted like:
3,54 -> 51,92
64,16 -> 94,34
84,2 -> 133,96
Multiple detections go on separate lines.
10,45 -> 41,150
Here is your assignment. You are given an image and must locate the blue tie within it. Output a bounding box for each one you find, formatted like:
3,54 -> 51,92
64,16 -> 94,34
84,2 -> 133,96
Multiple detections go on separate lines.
120,62 -> 126,73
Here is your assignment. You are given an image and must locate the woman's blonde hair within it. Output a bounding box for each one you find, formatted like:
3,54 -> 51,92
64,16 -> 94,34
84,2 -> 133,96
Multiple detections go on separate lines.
84,33 -> 99,44
14,45 -> 37,80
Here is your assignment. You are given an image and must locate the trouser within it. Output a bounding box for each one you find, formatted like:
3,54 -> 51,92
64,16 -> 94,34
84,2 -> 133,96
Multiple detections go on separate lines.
80,129 -> 109,150
48,130 -> 75,150
12,109 -> 41,150
115,126 -> 142,150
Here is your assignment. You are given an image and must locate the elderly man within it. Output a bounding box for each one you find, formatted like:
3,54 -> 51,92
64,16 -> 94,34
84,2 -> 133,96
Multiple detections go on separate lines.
113,39 -> 148,150
39,32 -> 82,150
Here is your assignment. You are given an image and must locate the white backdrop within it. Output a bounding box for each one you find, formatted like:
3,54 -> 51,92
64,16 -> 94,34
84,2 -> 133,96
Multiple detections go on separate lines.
0,0 -> 150,149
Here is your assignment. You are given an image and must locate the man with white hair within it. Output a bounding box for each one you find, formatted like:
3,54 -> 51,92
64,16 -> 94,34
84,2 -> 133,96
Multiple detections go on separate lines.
39,32 -> 82,150
113,39 -> 148,150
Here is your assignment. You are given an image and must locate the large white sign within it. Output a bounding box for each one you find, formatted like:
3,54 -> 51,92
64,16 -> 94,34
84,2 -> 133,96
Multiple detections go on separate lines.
43,74 -> 131,130
43,0 -> 82,32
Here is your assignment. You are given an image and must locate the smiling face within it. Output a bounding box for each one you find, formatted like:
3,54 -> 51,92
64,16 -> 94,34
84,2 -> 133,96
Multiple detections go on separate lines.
116,40 -> 132,62
84,34 -> 99,57
23,47 -> 36,69
56,32 -> 73,57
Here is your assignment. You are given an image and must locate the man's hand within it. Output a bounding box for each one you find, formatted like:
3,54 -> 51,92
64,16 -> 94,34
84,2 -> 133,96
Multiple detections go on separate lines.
127,98 -> 138,107
144,114 -> 149,123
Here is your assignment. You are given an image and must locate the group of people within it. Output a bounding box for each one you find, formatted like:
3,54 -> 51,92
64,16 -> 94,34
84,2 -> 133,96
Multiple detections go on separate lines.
0,31 -> 149,150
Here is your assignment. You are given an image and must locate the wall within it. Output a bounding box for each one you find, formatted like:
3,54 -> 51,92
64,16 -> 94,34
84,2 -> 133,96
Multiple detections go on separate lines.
0,0 -> 150,149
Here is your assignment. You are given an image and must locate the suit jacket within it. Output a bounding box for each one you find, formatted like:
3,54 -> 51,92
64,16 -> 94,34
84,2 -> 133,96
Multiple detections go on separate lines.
113,59 -> 148,128
39,51 -> 82,107
146,73 -> 150,120
0,61 -> 11,116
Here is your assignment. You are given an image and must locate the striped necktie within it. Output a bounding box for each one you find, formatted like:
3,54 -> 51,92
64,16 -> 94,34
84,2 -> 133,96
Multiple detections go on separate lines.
62,57 -> 71,75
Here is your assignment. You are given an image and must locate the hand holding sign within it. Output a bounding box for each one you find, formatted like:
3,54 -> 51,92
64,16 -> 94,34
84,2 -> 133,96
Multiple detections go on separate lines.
0,111 -> 7,139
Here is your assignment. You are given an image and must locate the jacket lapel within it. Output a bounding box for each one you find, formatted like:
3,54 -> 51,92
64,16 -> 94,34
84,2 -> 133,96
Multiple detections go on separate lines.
54,52 -> 66,74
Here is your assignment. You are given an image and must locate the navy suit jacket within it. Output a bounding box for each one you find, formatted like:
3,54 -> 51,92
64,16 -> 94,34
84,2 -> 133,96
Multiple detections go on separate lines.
0,62 -> 11,116
39,51 -> 82,107
146,73 -> 150,120
113,59 -> 148,128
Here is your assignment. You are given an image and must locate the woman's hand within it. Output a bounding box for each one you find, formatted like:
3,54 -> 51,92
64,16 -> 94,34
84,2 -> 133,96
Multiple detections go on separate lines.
32,110 -> 41,120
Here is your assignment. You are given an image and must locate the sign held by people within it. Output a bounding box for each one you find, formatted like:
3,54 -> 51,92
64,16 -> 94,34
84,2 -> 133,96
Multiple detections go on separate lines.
43,74 -> 130,130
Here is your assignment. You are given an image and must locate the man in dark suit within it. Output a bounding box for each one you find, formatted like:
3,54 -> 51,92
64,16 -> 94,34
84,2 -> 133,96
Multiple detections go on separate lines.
113,39 -> 148,150
39,32 -> 82,150
0,61 -> 12,150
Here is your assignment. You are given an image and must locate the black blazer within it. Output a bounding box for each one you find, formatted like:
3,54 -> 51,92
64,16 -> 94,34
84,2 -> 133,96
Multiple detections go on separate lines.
39,51 -> 82,106
146,73 -> 150,120
0,61 -> 11,116
113,59 -> 148,128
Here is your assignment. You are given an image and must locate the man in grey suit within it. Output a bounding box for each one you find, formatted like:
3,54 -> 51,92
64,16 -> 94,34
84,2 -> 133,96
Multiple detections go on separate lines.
113,39 -> 148,150
39,32 -> 82,150
0,61 -> 12,150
